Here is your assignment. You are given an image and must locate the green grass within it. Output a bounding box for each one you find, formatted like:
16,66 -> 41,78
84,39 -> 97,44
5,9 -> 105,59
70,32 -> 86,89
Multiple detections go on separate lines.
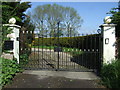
32,45 -> 83,55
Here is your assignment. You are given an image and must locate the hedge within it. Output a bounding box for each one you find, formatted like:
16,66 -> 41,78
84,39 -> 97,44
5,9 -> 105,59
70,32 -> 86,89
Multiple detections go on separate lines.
32,34 -> 101,50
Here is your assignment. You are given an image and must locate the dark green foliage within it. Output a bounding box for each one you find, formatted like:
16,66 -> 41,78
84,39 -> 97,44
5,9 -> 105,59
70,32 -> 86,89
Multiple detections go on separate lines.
20,54 -> 29,67
100,60 -> 120,88
33,34 -> 100,50
2,2 -> 31,25
0,57 -> 22,86
108,1 -> 120,37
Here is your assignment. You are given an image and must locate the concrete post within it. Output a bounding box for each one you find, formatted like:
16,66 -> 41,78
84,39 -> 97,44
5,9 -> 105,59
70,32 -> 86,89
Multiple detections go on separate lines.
100,24 -> 116,64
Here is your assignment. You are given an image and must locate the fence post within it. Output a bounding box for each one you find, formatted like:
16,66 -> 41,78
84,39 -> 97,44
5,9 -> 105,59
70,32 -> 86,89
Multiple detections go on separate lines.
3,18 -> 21,63
100,20 -> 116,64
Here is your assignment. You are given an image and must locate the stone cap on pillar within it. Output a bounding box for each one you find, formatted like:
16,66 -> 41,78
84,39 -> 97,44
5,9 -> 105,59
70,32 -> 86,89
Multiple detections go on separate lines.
3,24 -> 21,28
99,24 -> 117,28
3,18 -> 21,28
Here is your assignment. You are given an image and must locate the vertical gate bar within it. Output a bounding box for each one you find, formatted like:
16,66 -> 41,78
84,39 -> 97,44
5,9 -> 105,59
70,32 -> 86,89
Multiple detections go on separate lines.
53,33 -> 56,70
101,33 -> 103,74
74,34 -> 76,70
76,34 -> 78,70
49,33 -> 51,69
50,33 -> 52,70
82,34 -> 85,70
90,33 -> 93,70
95,34 -> 97,71
46,33 -> 48,69
71,34 -> 73,70
68,30 -> 70,70
97,34 -> 100,74
23,31 -> 25,69
93,34 -> 95,70
26,31 -> 30,68
57,21 -> 60,70
88,34 -> 90,70
38,33 -> 40,69
26,30 -> 29,69
85,34 -> 87,70
67,32 -> 71,70
61,34 -> 64,70
34,31 -> 36,69
97,34 -> 99,70
77,34 -> 80,70
25,30 -> 27,69
71,34 -> 72,70
81,34 -> 84,70
97,33 -> 103,75
87,34 -> 90,70
70,34 -> 71,70
21,31 -> 23,68
64,34 -> 67,70
89,34 -> 91,70
23,30 -> 25,69
67,25 -> 72,69
19,30 -> 20,65
70,34 -> 72,70
92,33 -> 94,70
45,29 -> 49,70
78,34 -> 81,70
86,34 -> 88,70
28,31 -> 31,69
20,31 -> 22,67
41,21 -> 44,69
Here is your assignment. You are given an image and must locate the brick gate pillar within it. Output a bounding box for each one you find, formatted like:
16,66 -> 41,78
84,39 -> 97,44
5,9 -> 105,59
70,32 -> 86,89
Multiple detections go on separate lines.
100,17 -> 116,64
3,18 -> 21,63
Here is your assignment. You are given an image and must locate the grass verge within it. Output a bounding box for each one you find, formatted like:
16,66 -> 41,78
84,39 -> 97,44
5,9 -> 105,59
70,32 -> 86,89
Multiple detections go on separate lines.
32,45 -> 83,55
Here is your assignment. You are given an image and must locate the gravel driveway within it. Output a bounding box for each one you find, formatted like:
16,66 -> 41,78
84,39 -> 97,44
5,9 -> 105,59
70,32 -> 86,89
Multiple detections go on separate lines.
24,48 -> 90,71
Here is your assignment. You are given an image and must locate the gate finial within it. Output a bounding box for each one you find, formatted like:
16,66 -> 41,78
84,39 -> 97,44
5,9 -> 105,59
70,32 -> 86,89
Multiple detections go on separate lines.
104,16 -> 112,24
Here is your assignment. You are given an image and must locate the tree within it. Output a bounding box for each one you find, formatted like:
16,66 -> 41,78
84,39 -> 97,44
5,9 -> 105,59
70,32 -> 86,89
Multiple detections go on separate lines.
108,1 -> 120,37
108,1 -> 120,58
2,1 -> 31,25
28,4 -> 83,37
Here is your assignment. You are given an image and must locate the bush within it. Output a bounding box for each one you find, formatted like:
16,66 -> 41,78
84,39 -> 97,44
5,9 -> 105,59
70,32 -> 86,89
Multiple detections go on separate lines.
0,57 -> 22,86
100,60 -> 120,88
19,54 -> 29,67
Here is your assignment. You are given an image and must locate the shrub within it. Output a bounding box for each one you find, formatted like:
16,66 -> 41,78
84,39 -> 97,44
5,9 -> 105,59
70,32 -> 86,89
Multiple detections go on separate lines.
100,60 -> 120,88
19,54 -> 29,67
0,57 -> 22,86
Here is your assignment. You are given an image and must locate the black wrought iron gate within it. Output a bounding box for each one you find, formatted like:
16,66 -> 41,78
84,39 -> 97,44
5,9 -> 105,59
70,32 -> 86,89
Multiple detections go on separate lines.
20,26 -> 102,73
